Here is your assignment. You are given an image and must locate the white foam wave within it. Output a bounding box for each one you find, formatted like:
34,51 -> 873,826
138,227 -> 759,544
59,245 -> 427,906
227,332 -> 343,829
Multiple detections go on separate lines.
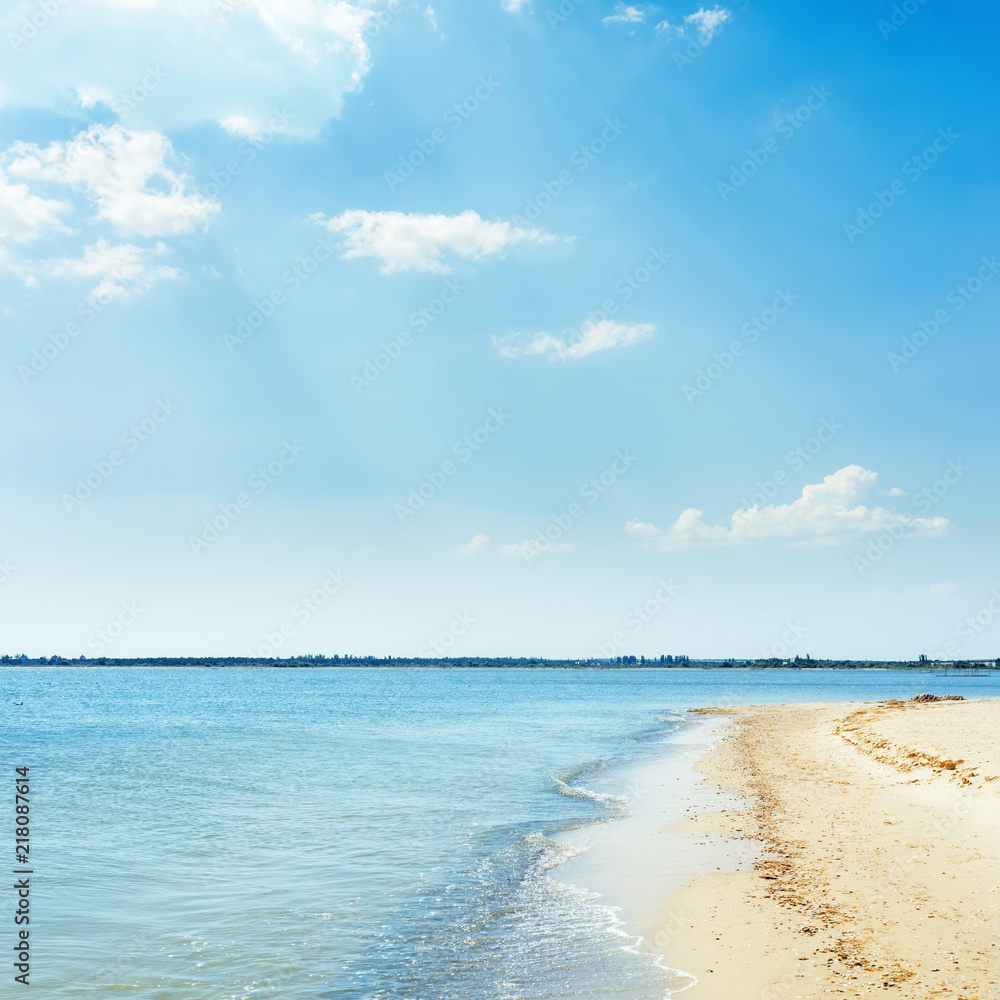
522,830 -> 587,872
551,776 -> 631,810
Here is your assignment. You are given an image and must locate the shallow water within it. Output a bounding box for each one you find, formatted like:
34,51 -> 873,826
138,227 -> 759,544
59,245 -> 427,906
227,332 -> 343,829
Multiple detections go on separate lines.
0,667 -> 989,998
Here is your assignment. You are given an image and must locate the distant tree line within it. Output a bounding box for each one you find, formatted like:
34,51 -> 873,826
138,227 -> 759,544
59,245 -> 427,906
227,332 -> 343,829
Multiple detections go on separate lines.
1,653 -> 995,669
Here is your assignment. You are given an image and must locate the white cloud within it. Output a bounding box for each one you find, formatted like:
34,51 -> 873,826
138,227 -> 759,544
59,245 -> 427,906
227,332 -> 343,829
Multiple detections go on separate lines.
423,4 -> 438,29
456,534 -> 490,555
1,126 -> 212,296
46,239 -> 180,299
0,0 -> 374,138
654,18 -> 674,31
880,486 -> 906,497
904,580 -> 957,602
312,209 -> 555,274
497,320 -> 655,361
502,0 -> 531,12
0,168 -> 72,244
5,125 -> 218,238
683,6 -> 731,44
626,466 -> 953,549
603,4 -> 649,25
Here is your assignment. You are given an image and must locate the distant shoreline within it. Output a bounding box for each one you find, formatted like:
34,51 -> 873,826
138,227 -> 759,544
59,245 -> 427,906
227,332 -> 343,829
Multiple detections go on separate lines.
2,658 -> 997,671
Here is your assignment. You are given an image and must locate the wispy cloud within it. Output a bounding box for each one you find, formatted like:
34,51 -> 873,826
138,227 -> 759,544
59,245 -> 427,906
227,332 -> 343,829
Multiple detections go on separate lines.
0,169 -> 71,244
627,465 -> 952,549
497,320 -> 655,361
683,5 -> 731,44
603,4 -> 652,25
456,534 -> 490,555
904,580 -> 957,602
312,209 -> 555,274
43,239 -> 180,300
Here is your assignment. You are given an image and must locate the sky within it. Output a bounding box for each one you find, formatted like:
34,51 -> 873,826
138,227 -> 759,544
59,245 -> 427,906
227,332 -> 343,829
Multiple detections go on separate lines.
0,0 -> 998,660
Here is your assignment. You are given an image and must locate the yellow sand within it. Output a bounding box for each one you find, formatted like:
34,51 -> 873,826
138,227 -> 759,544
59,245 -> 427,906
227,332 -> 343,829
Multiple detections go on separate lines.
661,698 -> 1000,999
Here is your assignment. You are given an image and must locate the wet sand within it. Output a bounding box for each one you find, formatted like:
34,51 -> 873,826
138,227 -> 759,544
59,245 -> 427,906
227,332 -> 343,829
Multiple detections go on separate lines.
659,698 -> 1000,999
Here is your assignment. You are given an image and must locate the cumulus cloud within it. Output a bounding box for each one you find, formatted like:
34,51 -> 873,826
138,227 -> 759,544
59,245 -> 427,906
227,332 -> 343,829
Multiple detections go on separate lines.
497,320 -> 655,361
683,5 -> 731,44
880,486 -> 906,497
0,125 -> 215,296
312,209 -> 555,274
626,466 -> 952,549
0,0 -> 374,139
456,534 -> 490,556
603,4 -> 650,25
5,125 -> 219,238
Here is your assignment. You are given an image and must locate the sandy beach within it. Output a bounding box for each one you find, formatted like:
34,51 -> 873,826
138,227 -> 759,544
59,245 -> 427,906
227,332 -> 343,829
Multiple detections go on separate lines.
661,697 -> 1000,999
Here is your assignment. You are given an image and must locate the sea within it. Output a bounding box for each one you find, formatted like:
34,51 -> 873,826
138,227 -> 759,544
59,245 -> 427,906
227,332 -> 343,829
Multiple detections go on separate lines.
1,667 -> 989,999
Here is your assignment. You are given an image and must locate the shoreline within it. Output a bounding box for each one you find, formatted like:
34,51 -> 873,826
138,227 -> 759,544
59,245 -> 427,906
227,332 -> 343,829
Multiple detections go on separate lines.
553,717 -> 757,953
656,698 -> 1000,998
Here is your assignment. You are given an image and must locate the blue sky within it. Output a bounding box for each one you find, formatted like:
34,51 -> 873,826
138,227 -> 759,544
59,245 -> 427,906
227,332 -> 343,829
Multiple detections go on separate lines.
1,0 -> 998,659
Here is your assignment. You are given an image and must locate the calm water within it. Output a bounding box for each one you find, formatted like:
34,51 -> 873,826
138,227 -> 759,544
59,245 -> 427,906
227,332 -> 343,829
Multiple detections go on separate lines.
0,667 -> 989,999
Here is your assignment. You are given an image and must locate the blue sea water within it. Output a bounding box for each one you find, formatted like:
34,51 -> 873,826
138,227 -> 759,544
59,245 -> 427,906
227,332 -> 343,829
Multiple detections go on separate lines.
0,667 -> 991,999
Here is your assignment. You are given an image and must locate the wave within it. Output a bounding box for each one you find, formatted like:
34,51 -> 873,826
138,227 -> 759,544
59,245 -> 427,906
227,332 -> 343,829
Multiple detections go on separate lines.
551,776 -> 631,811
